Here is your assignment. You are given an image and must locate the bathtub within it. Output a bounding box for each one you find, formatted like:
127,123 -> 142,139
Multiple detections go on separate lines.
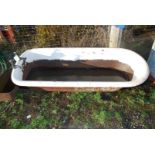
11,48 -> 150,92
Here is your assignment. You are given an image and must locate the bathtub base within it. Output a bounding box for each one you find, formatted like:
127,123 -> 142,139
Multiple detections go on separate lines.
32,87 -> 121,92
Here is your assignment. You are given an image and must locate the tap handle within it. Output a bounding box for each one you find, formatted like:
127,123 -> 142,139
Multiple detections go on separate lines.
13,52 -> 20,62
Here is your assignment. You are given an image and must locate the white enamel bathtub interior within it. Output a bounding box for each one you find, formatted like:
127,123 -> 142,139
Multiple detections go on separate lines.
11,48 -> 150,88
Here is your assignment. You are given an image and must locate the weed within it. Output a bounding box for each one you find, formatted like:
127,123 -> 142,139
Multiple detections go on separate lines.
29,116 -> 49,128
10,118 -> 23,128
148,89 -> 155,103
92,110 -> 111,126
115,112 -> 122,122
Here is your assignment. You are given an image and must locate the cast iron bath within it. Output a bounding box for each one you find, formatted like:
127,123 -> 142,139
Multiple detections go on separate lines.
11,48 -> 150,92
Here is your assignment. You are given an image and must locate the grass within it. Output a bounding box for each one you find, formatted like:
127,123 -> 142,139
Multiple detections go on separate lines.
0,81 -> 155,129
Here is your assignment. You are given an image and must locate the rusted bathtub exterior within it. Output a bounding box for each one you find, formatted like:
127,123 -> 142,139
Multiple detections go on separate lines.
11,48 -> 150,92
32,87 -> 120,92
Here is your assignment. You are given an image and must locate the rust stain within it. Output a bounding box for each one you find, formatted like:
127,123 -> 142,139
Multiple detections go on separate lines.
33,87 -> 120,92
81,60 -> 133,79
23,60 -> 134,81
